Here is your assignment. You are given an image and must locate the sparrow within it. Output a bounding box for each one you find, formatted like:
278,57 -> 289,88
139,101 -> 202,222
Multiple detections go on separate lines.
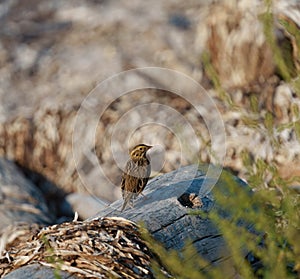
120,144 -> 152,211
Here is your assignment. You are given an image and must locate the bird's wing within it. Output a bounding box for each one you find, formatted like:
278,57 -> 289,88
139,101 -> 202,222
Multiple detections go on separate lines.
137,163 -> 151,193
120,160 -> 151,211
121,160 -> 133,192
121,159 -> 151,194
121,160 -> 140,193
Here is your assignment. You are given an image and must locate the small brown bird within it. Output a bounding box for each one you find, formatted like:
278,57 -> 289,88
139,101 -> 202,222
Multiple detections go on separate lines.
121,144 -> 153,211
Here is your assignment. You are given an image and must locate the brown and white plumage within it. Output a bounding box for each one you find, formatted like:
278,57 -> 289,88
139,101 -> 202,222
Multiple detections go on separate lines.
121,144 -> 152,211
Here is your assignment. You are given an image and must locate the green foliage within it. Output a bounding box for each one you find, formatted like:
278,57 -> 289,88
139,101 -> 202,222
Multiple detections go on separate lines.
216,172 -> 300,278
261,0 -> 292,81
262,0 -> 300,97
42,235 -> 63,279
143,1 -> 300,278
278,16 -> 300,81
141,228 -> 225,279
143,169 -> 300,278
250,95 -> 259,114
201,51 -> 235,109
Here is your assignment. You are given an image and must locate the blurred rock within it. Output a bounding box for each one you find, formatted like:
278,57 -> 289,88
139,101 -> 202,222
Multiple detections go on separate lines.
274,83 -> 293,122
0,158 -> 54,231
0,0 -> 299,205
195,0 -> 300,91
168,13 -> 191,30
3,264 -> 78,279
65,193 -> 107,220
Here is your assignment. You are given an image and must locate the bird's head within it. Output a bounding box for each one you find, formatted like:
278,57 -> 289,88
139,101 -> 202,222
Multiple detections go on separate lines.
130,144 -> 153,161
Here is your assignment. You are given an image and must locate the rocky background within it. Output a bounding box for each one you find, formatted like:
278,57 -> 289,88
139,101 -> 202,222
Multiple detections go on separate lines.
0,0 -> 300,221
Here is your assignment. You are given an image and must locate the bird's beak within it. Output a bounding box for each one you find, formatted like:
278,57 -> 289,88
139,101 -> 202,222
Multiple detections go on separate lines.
146,146 -> 153,153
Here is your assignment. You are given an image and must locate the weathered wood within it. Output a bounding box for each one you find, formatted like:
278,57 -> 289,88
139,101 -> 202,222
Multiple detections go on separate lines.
94,165 -> 252,271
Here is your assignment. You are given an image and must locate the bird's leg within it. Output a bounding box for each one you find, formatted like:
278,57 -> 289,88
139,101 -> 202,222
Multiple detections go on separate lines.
121,192 -> 134,212
140,193 -> 149,200
129,199 -> 134,208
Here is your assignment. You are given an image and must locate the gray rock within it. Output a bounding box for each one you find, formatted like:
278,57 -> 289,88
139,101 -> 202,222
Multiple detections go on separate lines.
65,193 -> 108,220
3,264 -> 78,279
0,158 -> 55,231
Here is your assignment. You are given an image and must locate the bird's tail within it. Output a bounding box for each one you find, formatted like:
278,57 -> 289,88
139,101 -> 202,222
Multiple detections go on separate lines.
121,191 -> 134,212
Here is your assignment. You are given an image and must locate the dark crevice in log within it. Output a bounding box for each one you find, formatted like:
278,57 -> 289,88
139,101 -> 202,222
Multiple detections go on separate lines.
191,234 -> 223,245
150,213 -> 188,234
210,255 -> 232,265
177,192 -> 203,208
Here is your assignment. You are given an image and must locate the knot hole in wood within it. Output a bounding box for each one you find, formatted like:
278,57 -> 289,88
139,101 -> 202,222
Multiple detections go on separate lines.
177,193 -> 203,208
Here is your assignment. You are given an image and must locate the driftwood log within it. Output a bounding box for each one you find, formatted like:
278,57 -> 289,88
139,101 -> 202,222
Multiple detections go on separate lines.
0,163 -> 254,278
94,165 -> 253,275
